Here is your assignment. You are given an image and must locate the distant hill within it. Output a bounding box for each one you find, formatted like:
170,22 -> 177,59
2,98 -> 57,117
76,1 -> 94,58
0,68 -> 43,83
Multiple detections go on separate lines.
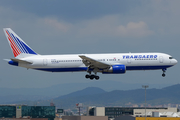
56,87 -> 106,99
0,81 -> 172,97
5,84 -> 180,109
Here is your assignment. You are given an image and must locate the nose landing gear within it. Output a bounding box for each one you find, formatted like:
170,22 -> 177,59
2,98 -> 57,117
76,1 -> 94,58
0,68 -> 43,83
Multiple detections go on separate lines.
162,73 -> 165,77
162,69 -> 166,77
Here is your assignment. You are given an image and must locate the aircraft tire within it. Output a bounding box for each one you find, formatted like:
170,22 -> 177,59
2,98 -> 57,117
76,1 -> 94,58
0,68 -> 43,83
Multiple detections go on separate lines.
85,74 -> 90,79
162,73 -> 165,77
95,76 -> 99,80
90,75 -> 95,80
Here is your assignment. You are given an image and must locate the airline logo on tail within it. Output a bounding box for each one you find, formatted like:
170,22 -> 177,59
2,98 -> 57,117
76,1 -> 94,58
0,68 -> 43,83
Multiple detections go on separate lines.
4,28 -> 37,57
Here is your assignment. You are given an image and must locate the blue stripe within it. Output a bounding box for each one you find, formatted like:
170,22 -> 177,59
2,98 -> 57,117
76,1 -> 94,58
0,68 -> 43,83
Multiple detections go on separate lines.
15,37 -> 37,55
126,65 -> 173,70
9,33 -> 19,50
16,37 -> 28,53
21,42 -> 37,54
7,30 -> 37,55
33,65 -> 173,72
11,34 -> 24,53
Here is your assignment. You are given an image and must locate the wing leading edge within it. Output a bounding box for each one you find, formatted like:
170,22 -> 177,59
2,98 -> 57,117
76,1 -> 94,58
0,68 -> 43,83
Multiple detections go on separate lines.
79,55 -> 110,69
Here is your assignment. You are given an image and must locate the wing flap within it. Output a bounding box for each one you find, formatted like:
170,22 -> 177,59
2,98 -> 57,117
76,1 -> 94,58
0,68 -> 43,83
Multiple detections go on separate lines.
79,55 -> 110,69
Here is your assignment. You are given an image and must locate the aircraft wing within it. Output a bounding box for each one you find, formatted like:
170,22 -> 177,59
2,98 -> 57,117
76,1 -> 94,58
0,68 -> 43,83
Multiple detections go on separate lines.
11,58 -> 33,64
79,55 -> 110,69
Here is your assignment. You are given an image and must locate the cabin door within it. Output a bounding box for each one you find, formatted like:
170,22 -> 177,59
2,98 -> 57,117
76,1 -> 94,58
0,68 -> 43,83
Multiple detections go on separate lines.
43,59 -> 48,66
159,56 -> 163,63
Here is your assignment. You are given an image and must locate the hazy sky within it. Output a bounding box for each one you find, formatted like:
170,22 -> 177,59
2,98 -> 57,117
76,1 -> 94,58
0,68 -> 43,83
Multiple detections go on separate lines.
0,0 -> 180,89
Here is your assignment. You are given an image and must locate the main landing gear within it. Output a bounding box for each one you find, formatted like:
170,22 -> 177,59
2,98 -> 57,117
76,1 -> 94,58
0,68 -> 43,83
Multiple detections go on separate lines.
85,74 -> 100,80
85,67 -> 100,80
162,69 -> 166,77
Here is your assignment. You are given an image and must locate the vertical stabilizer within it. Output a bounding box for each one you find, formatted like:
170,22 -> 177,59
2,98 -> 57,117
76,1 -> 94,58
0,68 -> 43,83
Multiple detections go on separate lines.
3,28 -> 38,58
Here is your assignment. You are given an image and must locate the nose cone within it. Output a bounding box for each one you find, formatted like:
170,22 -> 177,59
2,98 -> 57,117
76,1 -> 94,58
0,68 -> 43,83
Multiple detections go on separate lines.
172,59 -> 178,65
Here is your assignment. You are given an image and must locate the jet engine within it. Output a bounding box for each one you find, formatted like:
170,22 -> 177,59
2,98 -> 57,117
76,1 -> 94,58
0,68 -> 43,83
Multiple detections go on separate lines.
102,65 -> 126,74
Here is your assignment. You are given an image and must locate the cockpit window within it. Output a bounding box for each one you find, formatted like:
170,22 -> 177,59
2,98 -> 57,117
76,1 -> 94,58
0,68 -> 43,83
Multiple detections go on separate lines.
169,57 -> 173,59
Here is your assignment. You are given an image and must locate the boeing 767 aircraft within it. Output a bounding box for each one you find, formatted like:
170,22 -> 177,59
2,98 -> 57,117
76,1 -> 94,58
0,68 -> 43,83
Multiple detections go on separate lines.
3,28 -> 178,80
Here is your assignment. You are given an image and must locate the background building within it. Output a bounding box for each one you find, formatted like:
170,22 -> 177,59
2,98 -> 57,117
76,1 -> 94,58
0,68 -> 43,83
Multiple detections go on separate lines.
87,106 -> 178,118
0,105 -> 55,120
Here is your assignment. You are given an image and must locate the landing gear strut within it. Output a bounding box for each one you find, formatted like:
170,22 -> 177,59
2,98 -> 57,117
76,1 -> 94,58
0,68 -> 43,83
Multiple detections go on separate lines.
162,69 -> 166,77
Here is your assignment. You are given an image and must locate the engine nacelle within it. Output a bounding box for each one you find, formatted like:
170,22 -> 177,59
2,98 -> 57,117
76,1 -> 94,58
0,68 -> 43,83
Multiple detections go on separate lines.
102,65 -> 126,74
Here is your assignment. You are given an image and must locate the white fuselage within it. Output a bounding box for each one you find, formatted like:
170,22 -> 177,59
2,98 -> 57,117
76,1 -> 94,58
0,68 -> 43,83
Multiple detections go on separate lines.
16,52 -> 177,73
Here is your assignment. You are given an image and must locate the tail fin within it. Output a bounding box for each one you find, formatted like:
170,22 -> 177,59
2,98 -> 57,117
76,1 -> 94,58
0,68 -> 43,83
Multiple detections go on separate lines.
3,28 -> 38,58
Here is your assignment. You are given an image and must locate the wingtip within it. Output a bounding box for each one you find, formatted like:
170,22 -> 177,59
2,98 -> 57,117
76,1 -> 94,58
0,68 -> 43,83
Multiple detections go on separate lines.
79,54 -> 85,57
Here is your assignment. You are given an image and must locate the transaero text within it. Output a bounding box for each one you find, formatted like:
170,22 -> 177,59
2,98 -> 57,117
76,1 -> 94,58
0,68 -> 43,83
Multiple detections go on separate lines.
123,55 -> 158,59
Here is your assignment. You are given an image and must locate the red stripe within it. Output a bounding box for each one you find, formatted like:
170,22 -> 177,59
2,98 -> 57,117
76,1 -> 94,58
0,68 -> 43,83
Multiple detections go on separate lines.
8,37 -> 18,57
6,31 -> 21,54
10,43 -> 18,57
6,31 -> 21,57
8,36 -> 20,57
6,31 -> 19,53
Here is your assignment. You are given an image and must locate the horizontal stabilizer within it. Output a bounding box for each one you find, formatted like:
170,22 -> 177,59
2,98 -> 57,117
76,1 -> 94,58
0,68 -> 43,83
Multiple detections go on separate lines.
3,59 -> 11,61
11,58 -> 33,64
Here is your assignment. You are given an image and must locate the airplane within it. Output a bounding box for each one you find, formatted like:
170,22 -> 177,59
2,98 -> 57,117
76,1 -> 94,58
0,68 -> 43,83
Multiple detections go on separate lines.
3,28 -> 178,80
